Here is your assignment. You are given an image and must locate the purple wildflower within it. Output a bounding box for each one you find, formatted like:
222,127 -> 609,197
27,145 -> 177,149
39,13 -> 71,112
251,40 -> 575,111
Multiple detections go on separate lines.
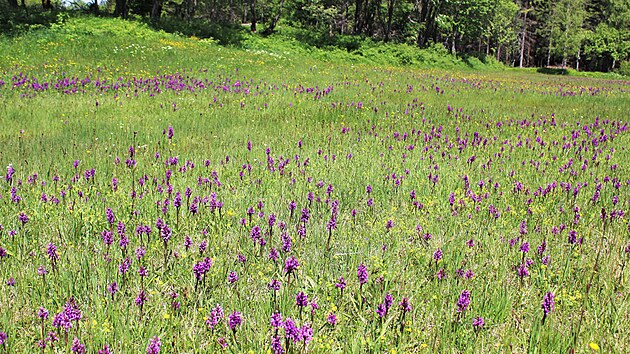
284,256 -> 299,276
399,297 -> 412,313
270,312 -> 283,329
384,293 -> 394,311
335,276 -> 346,291
106,208 -> 115,226
206,305 -> 224,330
281,232 -> 292,253
138,266 -> 148,277
38,307 -> 49,320
71,337 -> 86,353
327,312 -> 338,326
99,345 -> 113,354
18,212 -> 28,225
517,263 -> 529,278
568,230 -> 578,244
271,335 -> 284,354
268,279 -> 281,291
119,257 -> 131,275
433,248 -> 443,262
520,242 -> 530,253
46,243 -> 59,262
52,312 -> 72,331
107,282 -> 119,298
472,316 -> 485,329
147,336 -> 161,354
228,271 -> 238,284
295,291 -> 308,308
135,290 -> 148,307
542,292 -> 555,323
310,301 -> 319,316
284,318 -> 300,343
376,303 -> 386,318
228,311 -> 243,332
102,230 -> 113,247
135,247 -> 146,260
269,248 -> 279,262
357,263 -> 368,286
300,324 -> 313,344
456,290 -> 471,313
193,257 -> 213,281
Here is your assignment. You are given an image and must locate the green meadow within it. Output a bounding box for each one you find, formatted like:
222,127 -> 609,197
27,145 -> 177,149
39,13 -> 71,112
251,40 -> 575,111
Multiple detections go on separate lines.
0,15 -> 629,353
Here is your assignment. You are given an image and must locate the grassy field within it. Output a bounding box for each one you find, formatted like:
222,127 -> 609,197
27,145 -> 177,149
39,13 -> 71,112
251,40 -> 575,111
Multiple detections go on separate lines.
0,15 -> 629,353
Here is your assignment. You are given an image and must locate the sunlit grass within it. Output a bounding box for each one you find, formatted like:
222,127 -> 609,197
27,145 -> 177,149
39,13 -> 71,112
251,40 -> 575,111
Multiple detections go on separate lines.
0,15 -> 629,353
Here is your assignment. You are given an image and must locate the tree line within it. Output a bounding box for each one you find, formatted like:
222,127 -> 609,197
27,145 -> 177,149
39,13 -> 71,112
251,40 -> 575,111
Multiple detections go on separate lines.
6,0 -> 630,72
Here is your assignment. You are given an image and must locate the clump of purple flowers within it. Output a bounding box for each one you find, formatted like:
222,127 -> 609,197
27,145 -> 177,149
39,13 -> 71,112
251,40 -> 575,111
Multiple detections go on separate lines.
206,305 -> 224,331
228,271 -> 238,284
284,256 -> 299,281
357,263 -> 368,289
71,337 -> 86,353
327,312 -> 338,326
193,257 -> 213,290
52,298 -> 82,332
147,336 -> 161,354
334,275 -> 346,290
376,293 -> 394,319
228,311 -> 243,334
472,316 -> 485,330
456,290 -> 471,314
433,248 -> 443,262
541,291 -> 555,324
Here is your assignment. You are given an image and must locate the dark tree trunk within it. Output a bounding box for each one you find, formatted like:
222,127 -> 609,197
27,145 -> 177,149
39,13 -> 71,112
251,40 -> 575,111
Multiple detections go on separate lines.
365,0 -> 375,36
151,0 -> 163,23
384,0 -> 395,42
114,0 -> 128,18
416,0 -> 439,47
89,0 -> 99,14
354,0 -> 363,34
42,0 -> 52,10
486,36 -> 490,55
366,0 -> 378,36
250,0 -> 257,32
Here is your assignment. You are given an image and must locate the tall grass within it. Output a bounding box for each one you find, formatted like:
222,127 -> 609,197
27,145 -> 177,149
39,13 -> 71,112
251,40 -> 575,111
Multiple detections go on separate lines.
0,15 -> 629,353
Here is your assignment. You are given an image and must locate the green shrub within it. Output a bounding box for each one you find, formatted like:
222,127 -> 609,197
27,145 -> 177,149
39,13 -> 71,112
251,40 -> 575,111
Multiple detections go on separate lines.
617,61 -> 630,77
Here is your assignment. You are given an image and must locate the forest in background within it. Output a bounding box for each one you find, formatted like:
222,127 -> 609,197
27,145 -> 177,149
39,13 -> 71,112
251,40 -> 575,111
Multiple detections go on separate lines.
1,0 -> 629,74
